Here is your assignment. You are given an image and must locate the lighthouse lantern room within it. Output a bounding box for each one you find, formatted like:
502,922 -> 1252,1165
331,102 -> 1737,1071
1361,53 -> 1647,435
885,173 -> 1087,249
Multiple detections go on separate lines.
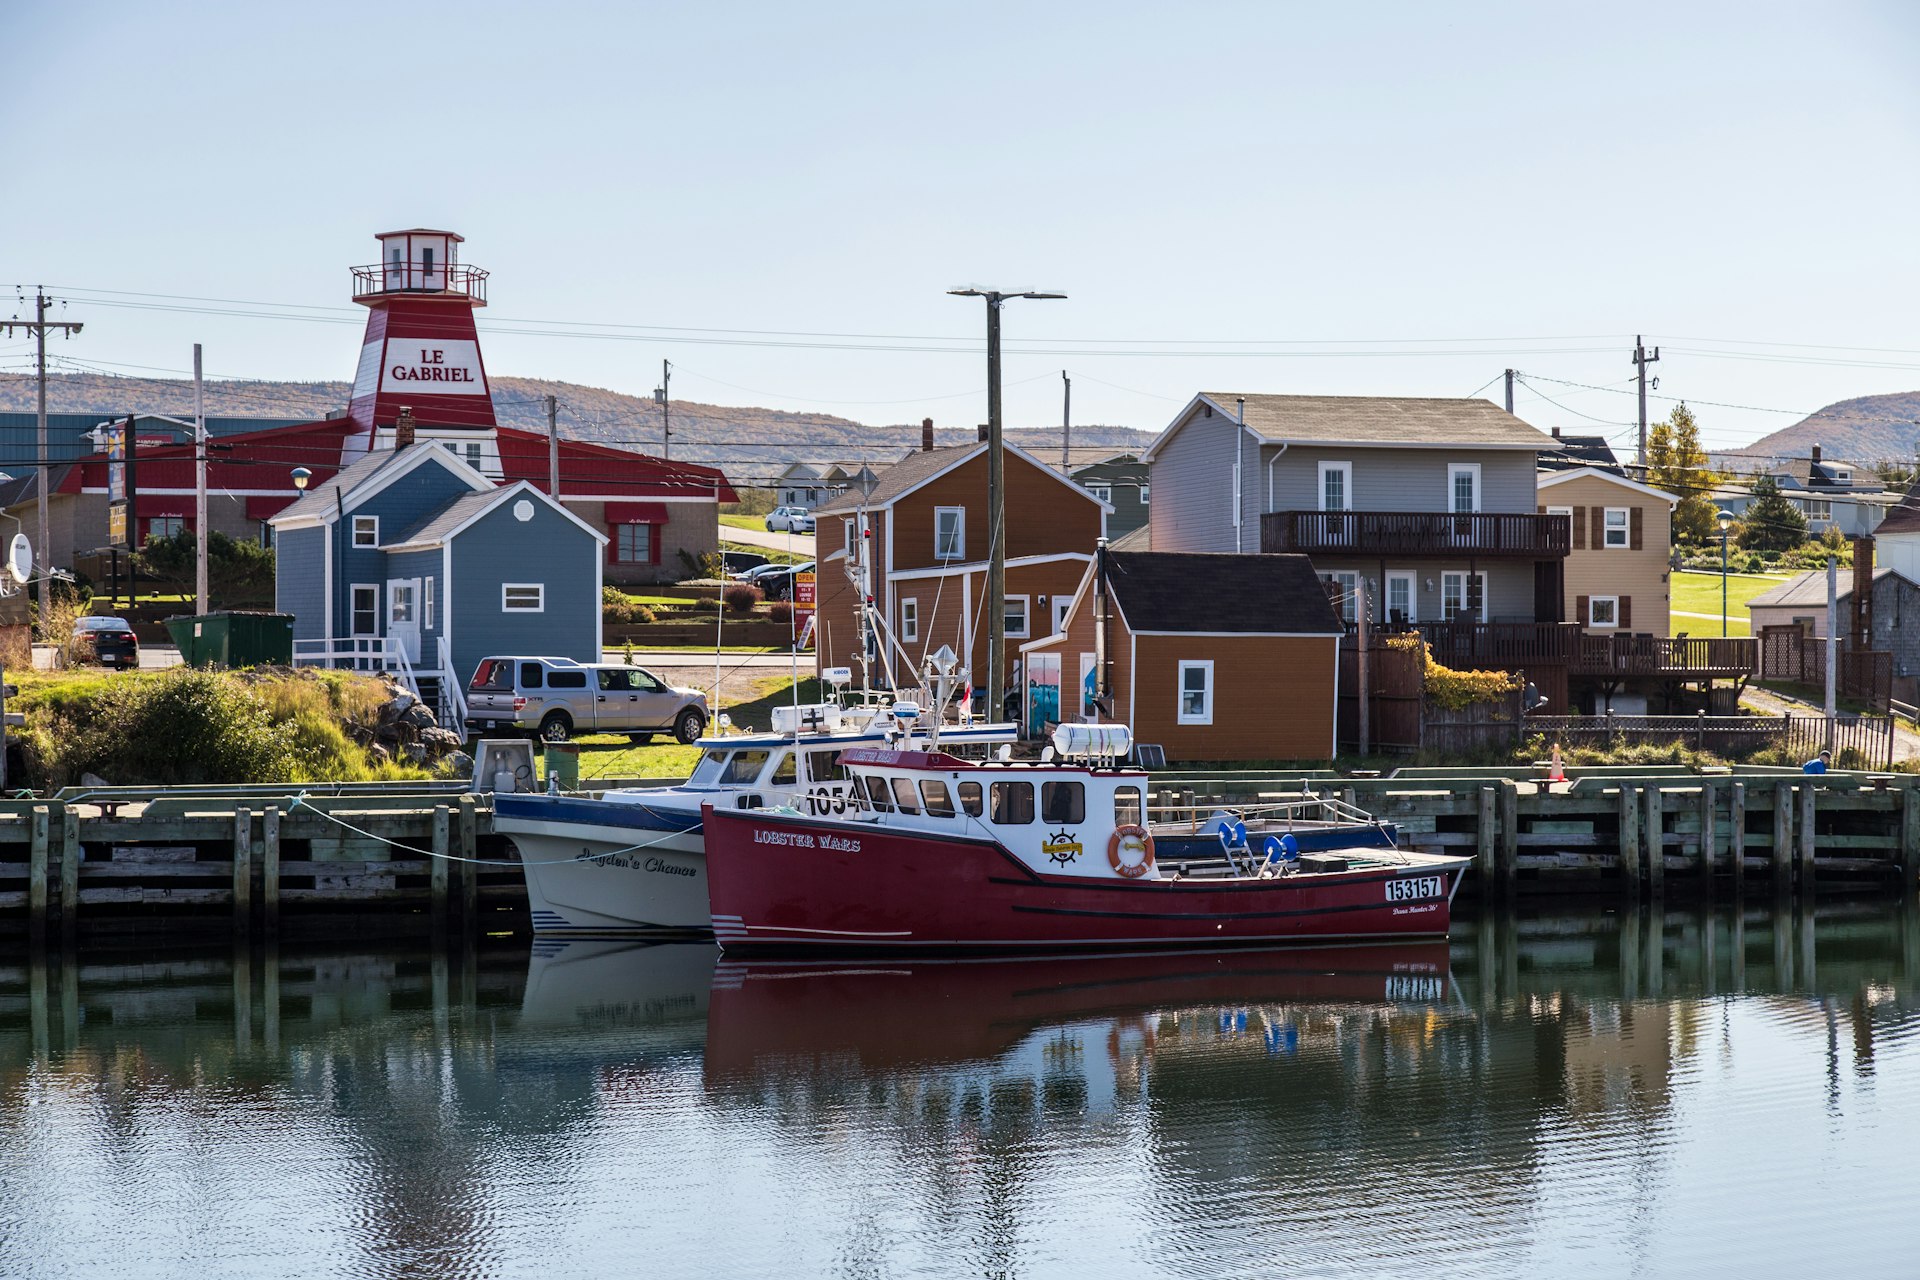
344,227 -> 500,474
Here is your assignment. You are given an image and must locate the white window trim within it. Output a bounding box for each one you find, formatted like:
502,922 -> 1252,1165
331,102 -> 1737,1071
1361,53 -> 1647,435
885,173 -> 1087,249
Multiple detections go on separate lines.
352,515 -> 380,547
349,584 -> 379,636
1177,659 -> 1214,726
502,582 -> 546,613
1140,482 -> 1150,504
934,506 -> 966,561
1385,570 -> 1417,623
1004,594 -> 1030,639
844,519 -> 856,558
1330,570 -> 1359,624
388,579 -> 416,626
423,577 -> 435,631
900,597 -> 919,644
1441,571 -> 1488,623
1086,483 -> 1111,504
1318,461 -> 1353,512
1589,594 -> 1621,628
1603,506 -> 1630,549
1447,463 -> 1482,513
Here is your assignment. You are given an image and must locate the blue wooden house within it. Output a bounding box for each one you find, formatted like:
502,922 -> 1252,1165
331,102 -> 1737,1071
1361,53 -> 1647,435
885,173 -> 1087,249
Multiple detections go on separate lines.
270,440 -> 606,734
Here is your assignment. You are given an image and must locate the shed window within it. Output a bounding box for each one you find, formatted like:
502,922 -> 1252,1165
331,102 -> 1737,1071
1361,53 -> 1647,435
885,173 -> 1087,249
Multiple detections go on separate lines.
352,515 -> 379,547
1178,660 -> 1213,725
957,781 -> 984,816
990,781 -> 1034,825
503,583 -> 545,612
1041,781 -> 1085,825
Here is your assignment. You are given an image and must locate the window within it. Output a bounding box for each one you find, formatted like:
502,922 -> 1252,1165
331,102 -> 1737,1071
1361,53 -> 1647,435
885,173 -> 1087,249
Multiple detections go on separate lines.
1041,781 -> 1085,825
1086,483 -> 1111,504
1589,595 -> 1620,628
920,780 -> 956,817
1447,463 -> 1481,514
548,669 -> 588,689
1004,595 -> 1030,638
518,662 -> 544,689
1139,483 -> 1149,504
890,777 -> 921,815
423,577 -> 435,631
259,522 -> 275,550
352,515 -> 379,547
934,507 -> 965,560
1318,461 -> 1352,512
1834,469 -> 1852,484
844,519 -> 856,558
146,515 -> 184,543
1178,660 -> 1213,725
807,750 -> 850,784
1441,572 -> 1486,622
863,775 -> 894,812
389,582 -> 414,625
615,523 -> 654,563
1603,507 -> 1630,549
503,583 -> 545,612
420,245 -> 435,277
350,585 -> 378,636
1328,571 -> 1358,624
957,781 -> 984,816
1803,499 -> 1832,521
990,781 -> 1034,825
901,598 -> 919,644
719,751 -> 769,786
771,753 -> 798,786
1114,786 -> 1142,827
596,668 -> 632,691
1386,571 -> 1415,624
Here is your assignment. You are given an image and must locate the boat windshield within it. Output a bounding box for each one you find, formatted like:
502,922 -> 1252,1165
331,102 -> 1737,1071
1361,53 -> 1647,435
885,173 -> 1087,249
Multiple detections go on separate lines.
688,749 -> 773,787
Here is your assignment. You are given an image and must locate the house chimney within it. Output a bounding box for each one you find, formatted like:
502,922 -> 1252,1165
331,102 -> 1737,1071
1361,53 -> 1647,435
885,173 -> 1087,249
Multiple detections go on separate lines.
1811,442 -> 1822,465
394,406 -> 416,450
922,418 -> 935,452
977,423 -> 989,443
1551,426 -> 1562,439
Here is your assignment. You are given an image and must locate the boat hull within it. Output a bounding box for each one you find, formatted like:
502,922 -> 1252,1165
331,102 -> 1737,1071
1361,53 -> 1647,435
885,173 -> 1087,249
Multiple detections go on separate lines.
703,807 -> 1467,953
495,794 -> 710,935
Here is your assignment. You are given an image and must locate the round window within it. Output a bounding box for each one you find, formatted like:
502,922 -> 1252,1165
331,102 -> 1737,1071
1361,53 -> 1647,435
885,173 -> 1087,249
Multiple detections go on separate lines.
512,499 -> 535,522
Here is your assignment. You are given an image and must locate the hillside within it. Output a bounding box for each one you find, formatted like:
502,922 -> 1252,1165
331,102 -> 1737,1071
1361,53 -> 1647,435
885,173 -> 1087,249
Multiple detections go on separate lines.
1735,389 -> 1920,464
0,373 -> 1154,483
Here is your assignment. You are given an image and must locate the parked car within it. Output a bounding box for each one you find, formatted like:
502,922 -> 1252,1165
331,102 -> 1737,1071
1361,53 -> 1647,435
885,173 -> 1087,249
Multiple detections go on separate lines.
753,560 -> 816,601
465,656 -> 709,744
721,549 -> 769,577
71,615 -> 139,669
765,506 -> 816,533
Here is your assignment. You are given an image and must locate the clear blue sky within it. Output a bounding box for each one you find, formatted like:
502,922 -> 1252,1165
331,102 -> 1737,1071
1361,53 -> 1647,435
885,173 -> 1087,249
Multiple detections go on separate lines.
5,0 -> 1919,453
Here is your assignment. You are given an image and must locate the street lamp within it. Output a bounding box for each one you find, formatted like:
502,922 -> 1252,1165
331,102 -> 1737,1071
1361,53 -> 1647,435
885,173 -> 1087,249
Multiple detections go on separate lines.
291,466 -> 312,492
1717,508 -> 1735,637
947,286 -> 1067,726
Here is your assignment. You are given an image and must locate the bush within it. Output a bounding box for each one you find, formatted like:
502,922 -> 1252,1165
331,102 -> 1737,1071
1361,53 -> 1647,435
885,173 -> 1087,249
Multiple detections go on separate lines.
768,601 -> 794,628
723,582 -> 762,614
601,588 -> 658,625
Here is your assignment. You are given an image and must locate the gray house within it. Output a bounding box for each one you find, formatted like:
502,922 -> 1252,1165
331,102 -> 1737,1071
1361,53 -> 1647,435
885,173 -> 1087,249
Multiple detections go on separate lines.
1141,393 -> 1565,625
270,440 -> 606,734
1065,452 -> 1149,539
1718,445 -> 1892,538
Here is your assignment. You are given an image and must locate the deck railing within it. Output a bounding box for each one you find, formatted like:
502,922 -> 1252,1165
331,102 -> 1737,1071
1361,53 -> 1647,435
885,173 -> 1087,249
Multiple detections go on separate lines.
1412,623 -> 1759,679
1262,510 -> 1570,558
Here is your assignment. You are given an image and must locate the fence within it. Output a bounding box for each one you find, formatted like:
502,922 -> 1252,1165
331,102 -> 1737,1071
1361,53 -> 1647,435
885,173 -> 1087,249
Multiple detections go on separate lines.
1758,626 -> 1893,710
1526,712 -> 1895,770
1337,636 -> 1423,753
1422,692 -> 1528,756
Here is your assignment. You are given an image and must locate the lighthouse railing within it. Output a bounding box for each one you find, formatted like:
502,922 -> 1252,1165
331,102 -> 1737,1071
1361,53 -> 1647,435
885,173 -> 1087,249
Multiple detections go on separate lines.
351,262 -> 488,304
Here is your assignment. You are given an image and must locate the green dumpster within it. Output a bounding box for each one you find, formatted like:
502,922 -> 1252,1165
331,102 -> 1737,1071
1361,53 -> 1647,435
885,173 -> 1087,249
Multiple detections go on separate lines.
544,742 -> 581,791
163,611 -> 296,669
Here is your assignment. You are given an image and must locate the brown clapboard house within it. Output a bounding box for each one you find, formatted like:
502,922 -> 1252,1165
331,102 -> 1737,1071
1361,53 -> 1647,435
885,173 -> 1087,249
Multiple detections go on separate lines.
811,423 -> 1109,696
1020,551 -> 1344,763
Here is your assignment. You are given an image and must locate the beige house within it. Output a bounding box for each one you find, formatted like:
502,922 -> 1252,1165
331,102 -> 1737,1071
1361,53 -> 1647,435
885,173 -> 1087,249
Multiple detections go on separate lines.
1536,467 -> 1676,636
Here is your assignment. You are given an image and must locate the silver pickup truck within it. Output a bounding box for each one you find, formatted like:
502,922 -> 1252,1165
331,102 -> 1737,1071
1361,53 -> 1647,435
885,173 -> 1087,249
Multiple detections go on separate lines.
466,656 -> 709,744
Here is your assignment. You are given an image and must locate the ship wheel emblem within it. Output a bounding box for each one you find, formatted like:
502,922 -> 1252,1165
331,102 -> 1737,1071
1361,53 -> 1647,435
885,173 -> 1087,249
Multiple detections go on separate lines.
1042,828 -> 1083,865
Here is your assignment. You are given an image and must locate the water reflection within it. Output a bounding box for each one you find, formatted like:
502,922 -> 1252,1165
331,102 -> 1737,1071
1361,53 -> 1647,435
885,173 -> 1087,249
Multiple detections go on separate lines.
0,903 -> 1916,1278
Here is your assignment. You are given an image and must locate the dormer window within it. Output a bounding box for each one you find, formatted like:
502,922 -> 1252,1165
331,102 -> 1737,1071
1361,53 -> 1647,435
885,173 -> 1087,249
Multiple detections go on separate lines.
1834,468 -> 1852,484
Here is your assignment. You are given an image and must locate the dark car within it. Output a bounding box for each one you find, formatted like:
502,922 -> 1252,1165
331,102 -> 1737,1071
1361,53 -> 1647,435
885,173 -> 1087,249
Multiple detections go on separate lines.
752,560 -> 815,601
722,549 -> 769,577
72,615 -> 139,669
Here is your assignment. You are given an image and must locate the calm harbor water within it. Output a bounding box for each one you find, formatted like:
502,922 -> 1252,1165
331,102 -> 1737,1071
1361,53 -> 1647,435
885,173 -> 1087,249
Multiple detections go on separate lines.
3,906 -> 1919,1279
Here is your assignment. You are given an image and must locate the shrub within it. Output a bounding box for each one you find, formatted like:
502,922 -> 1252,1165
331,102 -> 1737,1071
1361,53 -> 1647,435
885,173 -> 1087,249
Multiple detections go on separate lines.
723,582 -> 762,614
62,667 -> 295,785
1419,641 -> 1524,711
768,601 -> 794,628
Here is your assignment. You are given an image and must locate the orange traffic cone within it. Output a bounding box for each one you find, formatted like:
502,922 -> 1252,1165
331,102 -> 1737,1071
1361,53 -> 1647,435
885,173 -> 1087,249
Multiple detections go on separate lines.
1547,743 -> 1566,784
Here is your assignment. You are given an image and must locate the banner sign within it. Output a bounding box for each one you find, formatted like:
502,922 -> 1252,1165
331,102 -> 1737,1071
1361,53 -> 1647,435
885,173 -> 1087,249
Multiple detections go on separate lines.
794,571 -> 816,614
108,502 -> 128,549
378,339 -> 487,395
106,422 -> 126,503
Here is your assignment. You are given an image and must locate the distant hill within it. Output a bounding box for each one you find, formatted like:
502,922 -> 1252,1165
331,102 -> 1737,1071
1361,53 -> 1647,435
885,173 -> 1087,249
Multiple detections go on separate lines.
1733,390 -> 1920,465
0,372 -> 1154,485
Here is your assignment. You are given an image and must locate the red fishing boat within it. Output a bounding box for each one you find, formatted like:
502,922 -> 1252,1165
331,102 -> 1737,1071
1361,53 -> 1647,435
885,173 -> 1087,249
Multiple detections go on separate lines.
702,728 -> 1471,953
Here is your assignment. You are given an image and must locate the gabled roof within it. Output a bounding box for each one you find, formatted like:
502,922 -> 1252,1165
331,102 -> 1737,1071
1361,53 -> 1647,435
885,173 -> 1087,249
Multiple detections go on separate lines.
1142,393 -> 1554,461
1105,551 -> 1343,635
383,480 -> 608,551
813,441 -> 1110,517
269,441 -> 488,527
1768,457 -> 1885,491
1536,467 -> 1678,505
1748,565 -> 1899,610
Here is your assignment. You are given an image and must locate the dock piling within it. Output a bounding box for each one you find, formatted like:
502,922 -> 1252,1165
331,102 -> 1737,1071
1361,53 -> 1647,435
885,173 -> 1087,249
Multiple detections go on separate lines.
232,807 -> 252,931
28,805 -> 49,931
457,796 -> 478,921
1476,787 -> 1496,880
1902,783 -> 1920,894
1496,780 -> 1519,897
1618,785 -> 1641,894
431,804 -> 451,919
1773,782 -> 1794,894
1799,783 -> 1817,893
1698,783 -> 1717,891
1730,782 -> 1746,897
261,806 -> 281,932
1643,786 -> 1664,899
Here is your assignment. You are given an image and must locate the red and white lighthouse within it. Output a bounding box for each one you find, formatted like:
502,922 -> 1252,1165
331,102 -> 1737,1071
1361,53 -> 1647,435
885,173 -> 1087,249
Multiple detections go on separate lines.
343,228 -> 499,470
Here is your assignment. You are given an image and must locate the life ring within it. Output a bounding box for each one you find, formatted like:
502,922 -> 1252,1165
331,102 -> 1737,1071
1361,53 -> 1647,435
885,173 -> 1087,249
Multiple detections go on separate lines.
1107,824 -> 1155,878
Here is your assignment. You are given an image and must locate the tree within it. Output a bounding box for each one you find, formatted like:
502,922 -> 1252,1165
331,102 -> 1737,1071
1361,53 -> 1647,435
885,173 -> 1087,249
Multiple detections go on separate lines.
1647,403 -> 1720,544
133,529 -> 275,602
1736,473 -> 1809,552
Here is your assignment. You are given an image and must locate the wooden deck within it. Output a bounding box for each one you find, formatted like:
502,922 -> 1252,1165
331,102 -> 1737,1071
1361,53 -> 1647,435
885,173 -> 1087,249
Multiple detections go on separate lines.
1416,622 -> 1756,681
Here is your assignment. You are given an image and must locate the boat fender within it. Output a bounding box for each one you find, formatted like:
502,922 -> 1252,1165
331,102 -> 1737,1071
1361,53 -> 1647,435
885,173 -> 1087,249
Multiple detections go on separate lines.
1108,824 -> 1155,879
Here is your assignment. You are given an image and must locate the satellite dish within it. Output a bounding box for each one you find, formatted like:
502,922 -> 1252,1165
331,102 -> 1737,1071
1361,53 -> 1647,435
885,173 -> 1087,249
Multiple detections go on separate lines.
6,534 -> 30,585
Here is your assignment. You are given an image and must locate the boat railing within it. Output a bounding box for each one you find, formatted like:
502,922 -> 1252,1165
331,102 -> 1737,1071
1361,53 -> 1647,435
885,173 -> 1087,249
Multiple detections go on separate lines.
1147,792 -> 1383,832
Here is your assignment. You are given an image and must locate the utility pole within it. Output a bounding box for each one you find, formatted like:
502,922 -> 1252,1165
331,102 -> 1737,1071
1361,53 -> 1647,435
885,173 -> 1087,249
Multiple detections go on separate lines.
1356,577 -> 1370,756
1632,335 -> 1661,470
1825,555 -> 1839,746
546,394 -> 560,498
948,286 -> 1066,725
1503,368 -> 1515,414
2,291 -> 83,620
194,344 -> 209,615
1060,371 -> 1071,472
654,361 -> 672,460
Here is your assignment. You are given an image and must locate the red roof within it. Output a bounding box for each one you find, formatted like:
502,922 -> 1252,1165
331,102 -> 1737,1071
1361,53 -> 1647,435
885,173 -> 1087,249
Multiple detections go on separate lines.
494,428 -> 738,502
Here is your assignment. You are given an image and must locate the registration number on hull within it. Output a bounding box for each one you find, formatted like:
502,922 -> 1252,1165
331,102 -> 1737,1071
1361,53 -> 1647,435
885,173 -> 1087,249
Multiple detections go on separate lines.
1385,874 -> 1444,903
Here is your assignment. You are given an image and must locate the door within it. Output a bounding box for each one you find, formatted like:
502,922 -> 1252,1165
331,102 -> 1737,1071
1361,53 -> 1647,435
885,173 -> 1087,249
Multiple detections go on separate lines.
386,578 -> 421,664
1385,571 -> 1416,625
627,666 -> 684,728
594,667 -> 638,730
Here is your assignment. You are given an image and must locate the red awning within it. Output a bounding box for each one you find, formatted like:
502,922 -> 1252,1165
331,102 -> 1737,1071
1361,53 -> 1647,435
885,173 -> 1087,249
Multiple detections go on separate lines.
246,495 -> 296,520
605,501 -> 669,524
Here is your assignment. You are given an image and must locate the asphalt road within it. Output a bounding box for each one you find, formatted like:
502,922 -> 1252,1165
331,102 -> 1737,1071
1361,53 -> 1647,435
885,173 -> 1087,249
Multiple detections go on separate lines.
721,523 -> 817,556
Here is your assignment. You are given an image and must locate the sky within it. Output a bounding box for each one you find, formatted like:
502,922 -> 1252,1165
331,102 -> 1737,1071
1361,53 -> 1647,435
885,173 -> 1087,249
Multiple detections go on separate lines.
5,0 -> 1920,454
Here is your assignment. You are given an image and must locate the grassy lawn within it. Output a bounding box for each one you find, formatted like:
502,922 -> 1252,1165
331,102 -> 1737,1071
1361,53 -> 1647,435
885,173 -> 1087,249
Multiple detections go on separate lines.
719,514 -> 766,532
572,676 -> 824,782
723,539 -> 808,565
1669,570 -> 1794,638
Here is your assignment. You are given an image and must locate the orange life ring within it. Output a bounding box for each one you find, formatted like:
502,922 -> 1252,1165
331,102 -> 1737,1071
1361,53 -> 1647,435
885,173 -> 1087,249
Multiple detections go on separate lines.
1107,824 -> 1155,878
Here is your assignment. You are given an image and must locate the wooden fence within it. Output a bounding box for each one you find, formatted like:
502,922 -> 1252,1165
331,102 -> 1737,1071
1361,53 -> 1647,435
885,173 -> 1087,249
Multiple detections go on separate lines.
1422,693 -> 1528,756
1337,636 -> 1423,753
1525,712 -> 1894,769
